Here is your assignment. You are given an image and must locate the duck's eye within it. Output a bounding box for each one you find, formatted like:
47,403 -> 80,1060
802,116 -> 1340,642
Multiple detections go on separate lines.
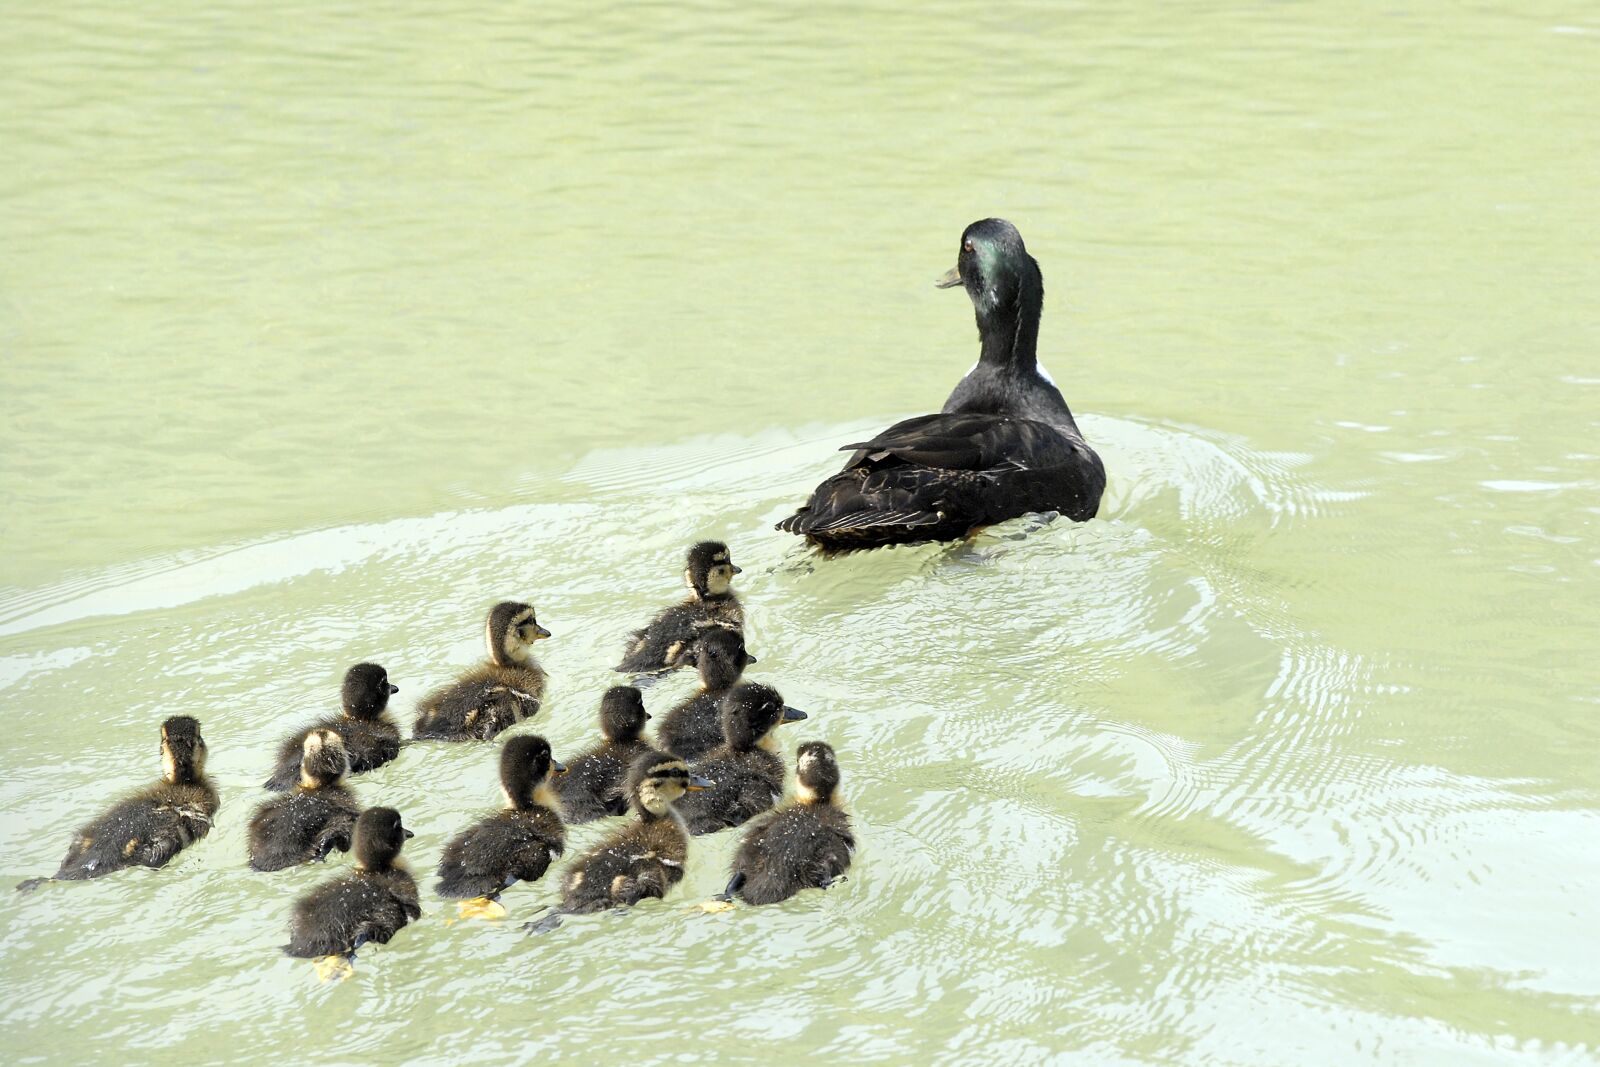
963,240 -> 974,253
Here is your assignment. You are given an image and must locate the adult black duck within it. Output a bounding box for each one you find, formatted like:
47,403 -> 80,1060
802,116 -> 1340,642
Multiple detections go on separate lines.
778,219 -> 1104,550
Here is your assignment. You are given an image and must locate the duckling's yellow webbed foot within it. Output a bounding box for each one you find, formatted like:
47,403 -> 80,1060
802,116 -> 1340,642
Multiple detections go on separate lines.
695,898 -> 736,915
313,955 -> 355,983
454,897 -> 507,921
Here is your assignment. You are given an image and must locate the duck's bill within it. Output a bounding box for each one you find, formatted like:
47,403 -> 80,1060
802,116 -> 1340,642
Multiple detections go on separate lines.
686,775 -> 715,791
935,266 -> 962,289
387,683 -> 400,694
402,829 -> 416,840
731,564 -> 743,574
533,626 -> 552,640
781,706 -> 808,722
552,760 -> 568,775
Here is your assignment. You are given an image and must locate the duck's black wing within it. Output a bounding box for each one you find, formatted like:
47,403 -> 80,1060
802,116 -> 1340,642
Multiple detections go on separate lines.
777,412 -> 1104,549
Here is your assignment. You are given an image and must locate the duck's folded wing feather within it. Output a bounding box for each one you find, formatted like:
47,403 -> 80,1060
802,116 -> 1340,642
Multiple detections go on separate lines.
838,412 -> 1079,472
779,412 -> 1097,543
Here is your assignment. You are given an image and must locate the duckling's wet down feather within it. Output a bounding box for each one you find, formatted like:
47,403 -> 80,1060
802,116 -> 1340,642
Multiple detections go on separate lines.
248,730 -> 361,871
655,627 -> 757,762
19,716 -> 218,889
554,686 -> 659,823
285,807 -> 420,962
435,736 -> 566,902
525,755 -> 709,931
677,683 -> 807,836
263,663 -> 401,791
724,741 -> 854,905
413,602 -> 549,742
616,541 -> 745,675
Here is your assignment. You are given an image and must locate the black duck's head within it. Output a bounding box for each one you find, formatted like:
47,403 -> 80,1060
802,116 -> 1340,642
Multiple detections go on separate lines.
299,728 -> 349,790
794,741 -> 841,804
627,754 -> 712,819
353,806 -> 413,871
685,626 -> 755,692
685,541 -> 741,599
936,218 -> 1043,331
342,663 -> 398,720
160,715 -> 207,785
599,685 -> 649,742
719,682 -> 807,752
501,734 -> 564,809
486,601 -> 550,668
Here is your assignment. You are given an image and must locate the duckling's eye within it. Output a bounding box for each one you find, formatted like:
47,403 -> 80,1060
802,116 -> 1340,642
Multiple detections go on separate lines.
962,240 -> 974,253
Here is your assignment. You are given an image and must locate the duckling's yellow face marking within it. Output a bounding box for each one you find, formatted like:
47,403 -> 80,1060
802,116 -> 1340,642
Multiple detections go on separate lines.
490,608 -> 547,666
704,554 -> 737,596
705,566 -> 734,597
637,761 -> 692,815
688,552 -> 738,597
638,777 -> 685,815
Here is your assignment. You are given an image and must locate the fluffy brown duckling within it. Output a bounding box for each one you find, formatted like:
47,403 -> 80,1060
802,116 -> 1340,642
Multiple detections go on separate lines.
654,627 -> 757,762
553,686 -> 659,823
677,683 -> 807,837
435,735 -> 567,919
248,730 -> 362,871
264,663 -> 401,791
717,741 -> 854,907
616,541 -> 744,676
18,716 -> 218,890
524,754 -> 710,932
413,601 -> 550,741
284,807 -> 419,980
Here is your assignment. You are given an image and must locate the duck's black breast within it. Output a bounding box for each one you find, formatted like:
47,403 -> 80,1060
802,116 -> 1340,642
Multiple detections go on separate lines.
777,409 -> 1104,549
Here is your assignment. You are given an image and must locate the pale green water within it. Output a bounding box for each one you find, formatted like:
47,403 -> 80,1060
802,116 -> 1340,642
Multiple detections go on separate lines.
2,1 -> 1598,1063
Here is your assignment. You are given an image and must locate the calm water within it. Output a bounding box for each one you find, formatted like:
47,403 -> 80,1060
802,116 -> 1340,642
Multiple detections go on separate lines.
3,1 -> 1598,1063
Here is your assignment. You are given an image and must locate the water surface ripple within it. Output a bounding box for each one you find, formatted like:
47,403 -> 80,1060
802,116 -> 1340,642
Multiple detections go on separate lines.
3,1 -> 1599,1064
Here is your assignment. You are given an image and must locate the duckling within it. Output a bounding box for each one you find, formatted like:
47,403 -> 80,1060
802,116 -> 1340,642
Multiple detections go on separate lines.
263,663 -> 401,791
654,627 -> 757,762
524,754 -> 710,931
677,683 -> 807,836
719,742 -> 854,906
17,716 -> 218,890
247,730 -> 362,871
616,541 -> 744,676
553,686 -> 659,823
435,735 -> 567,918
413,601 -> 549,741
285,806 -> 419,979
